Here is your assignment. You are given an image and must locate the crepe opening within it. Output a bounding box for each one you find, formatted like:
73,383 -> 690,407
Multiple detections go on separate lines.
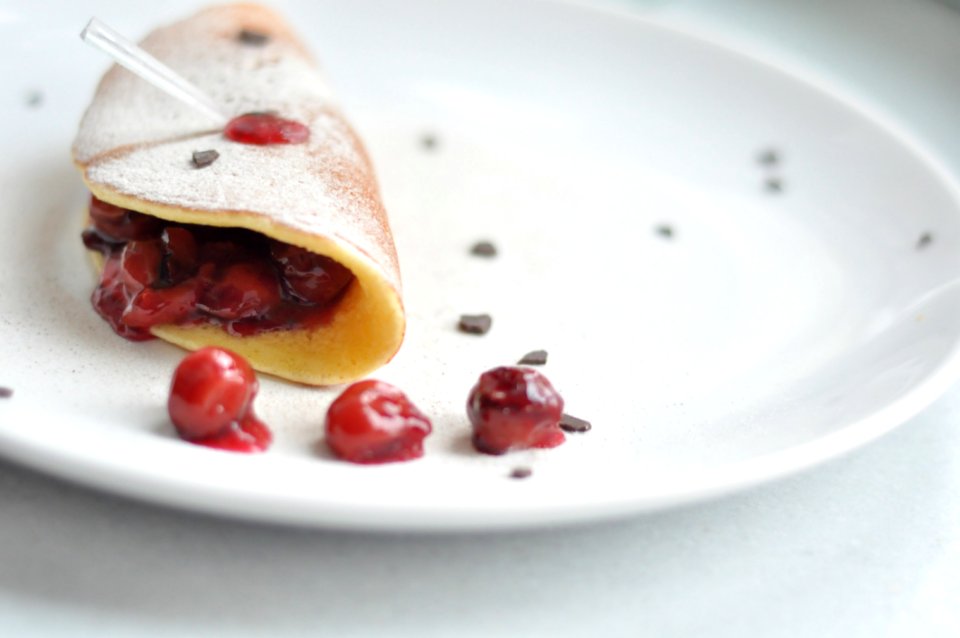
84,184 -> 405,386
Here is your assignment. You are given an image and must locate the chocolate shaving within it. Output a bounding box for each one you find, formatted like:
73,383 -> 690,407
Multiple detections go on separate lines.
916,232 -> 933,250
654,224 -> 674,239
238,29 -> 270,45
757,148 -> 780,166
764,177 -> 784,193
25,90 -> 43,108
0,387 -> 12,399
420,133 -> 438,151
559,413 -> 591,433
509,467 -> 533,479
458,314 -> 492,335
518,350 -> 548,365
191,149 -> 220,169
470,240 -> 497,257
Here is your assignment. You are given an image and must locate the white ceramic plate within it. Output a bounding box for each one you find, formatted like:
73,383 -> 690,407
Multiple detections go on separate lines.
2,0 -> 960,531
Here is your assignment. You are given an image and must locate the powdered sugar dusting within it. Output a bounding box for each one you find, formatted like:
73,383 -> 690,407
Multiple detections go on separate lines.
73,4 -> 398,289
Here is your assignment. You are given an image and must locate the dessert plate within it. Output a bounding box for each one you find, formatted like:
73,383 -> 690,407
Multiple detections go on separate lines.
2,0 -> 960,531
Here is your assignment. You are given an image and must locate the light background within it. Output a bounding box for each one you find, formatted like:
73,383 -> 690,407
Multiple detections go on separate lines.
1,1 -> 959,636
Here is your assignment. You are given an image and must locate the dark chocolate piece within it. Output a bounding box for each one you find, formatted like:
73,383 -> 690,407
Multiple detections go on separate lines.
757,149 -> 780,166
518,350 -> 548,366
559,413 -> 591,433
654,224 -> 674,239
916,232 -> 933,250
25,90 -> 43,108
510,467 -> 533,479
420,134 -> 438,150
764,177 -> 784,193
0,387 -> 12,399
470,240 -> 497,257
238,29 -> 270,45
191,149 -> 220,169
458,314 -> 492,335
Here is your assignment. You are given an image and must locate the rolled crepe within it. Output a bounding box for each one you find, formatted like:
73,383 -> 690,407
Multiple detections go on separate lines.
72,3 -> 404,386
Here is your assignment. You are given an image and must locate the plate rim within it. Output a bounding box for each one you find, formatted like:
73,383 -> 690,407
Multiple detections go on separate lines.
3,0 -> 960,531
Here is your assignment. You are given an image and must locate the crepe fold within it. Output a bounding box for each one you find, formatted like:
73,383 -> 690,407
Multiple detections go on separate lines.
72,3 -> 404,386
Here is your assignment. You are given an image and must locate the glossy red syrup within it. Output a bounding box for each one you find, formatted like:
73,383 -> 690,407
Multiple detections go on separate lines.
467,367 -> 565,455
325,380 -> 432,464
196,414 -> 273,453
83,195 -> 354,340
168,347 -> 271,452
224,112 -> 310,145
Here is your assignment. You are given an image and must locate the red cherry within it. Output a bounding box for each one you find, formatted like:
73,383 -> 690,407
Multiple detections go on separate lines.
88,195 -> 126,226
89,195 -> 162,241
325,380 -> 432,464
270,241 -> 354,305
81,228 -> 120,255
122,280 -> 198,328
168,347 -> 260,440
467,367 -> 565,455
197,261 -> 282,320
119,239 -> 163,291
91,257 -> 154,341
198,238 -> 247,264
224,112 -> 310,145
159,226 -> 199,286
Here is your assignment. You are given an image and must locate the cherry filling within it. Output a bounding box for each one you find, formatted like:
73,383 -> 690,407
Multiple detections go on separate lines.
83,195 -> 355,340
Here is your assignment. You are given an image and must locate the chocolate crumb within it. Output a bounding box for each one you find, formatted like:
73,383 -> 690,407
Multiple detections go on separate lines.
25,90 -> 43,108
654,224 -> 674,239
757,149 -> 780,166
518,350 -> 548,365
191,149 -> 220,168
470,240 -> 498,257
559,413 -> 591,433
458,314 -> 492,335
764,177 -> 784,193
0,387 -> 12,399
238,29 -> 270,45
510,467 -> 533,479
916,232 -> 933,250
420,133 -> 439,151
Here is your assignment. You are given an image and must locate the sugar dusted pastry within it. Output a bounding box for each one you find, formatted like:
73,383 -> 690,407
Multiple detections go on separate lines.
72,4 -> 404,385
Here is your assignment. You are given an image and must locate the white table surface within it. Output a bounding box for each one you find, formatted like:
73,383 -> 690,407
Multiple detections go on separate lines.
2,1 -> 959,636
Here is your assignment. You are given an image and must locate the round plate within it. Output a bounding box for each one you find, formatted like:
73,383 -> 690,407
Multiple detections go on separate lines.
2,0 -> 960,531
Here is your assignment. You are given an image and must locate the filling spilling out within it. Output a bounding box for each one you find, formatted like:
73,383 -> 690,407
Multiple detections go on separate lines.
82,195 -> 355,341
